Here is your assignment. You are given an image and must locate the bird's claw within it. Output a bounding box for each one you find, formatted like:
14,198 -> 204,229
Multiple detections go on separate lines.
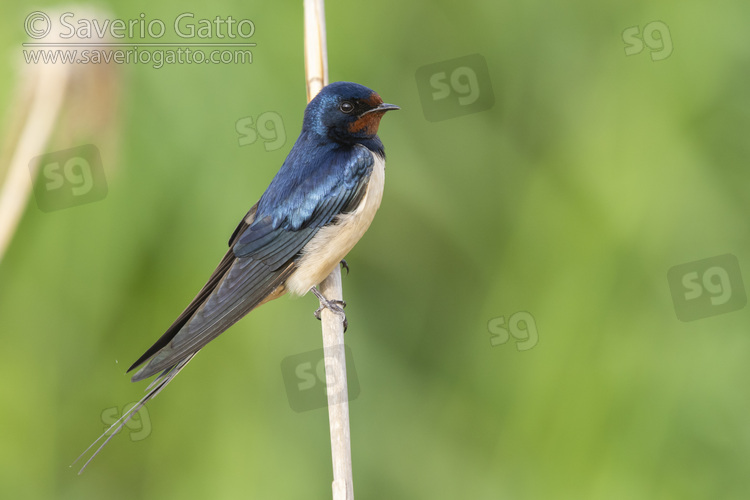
340,259 -> 349,275
310,287 -> 348,331
313,299 -> 346,319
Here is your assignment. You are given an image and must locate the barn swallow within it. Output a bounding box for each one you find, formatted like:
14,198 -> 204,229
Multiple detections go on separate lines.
75,81 -> 398,471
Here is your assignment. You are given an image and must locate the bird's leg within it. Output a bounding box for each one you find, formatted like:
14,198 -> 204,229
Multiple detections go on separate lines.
340,259 -> 349,275
310,286 -> 348,331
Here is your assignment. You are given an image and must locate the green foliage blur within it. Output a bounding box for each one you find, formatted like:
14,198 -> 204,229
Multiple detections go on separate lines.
2,1 -> 749,499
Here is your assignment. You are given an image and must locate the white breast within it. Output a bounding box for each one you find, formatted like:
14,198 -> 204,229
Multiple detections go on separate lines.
285,151 -> 385,296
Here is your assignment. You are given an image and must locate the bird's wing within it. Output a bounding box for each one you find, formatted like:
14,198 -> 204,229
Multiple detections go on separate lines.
128,146 -> 374,381
126,203 -> 258,373
233,143 -> 375,260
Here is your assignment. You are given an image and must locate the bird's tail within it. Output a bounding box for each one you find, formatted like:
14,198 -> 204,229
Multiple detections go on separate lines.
71,354 -> 196,474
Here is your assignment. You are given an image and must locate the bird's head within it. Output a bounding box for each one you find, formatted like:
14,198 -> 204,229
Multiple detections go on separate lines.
303,81 -> 399,144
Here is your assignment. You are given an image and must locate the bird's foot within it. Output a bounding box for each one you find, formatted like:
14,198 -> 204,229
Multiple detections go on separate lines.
310,287 -> 348,331
313,300 -> 347,320
340,259 -> 349,275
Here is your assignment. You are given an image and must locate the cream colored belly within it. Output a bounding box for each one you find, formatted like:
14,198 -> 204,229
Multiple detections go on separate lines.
285,152 -> 385,296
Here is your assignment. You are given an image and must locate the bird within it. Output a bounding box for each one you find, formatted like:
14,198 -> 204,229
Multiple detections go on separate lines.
74,81 -> 398,472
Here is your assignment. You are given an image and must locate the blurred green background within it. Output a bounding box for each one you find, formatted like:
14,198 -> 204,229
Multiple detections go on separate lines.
2,1 -> 749,499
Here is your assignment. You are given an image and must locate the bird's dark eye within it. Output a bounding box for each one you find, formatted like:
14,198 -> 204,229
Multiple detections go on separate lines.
339,101 -> 354,114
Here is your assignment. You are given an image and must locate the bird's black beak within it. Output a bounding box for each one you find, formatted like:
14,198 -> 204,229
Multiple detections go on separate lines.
362,103 -> 400,115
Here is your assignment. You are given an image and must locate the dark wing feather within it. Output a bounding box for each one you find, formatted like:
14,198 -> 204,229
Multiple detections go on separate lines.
127,203 -> 258,372
131,259 -> 295,381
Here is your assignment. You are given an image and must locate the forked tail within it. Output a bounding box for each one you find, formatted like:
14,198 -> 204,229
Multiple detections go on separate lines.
71,354 -> 196,474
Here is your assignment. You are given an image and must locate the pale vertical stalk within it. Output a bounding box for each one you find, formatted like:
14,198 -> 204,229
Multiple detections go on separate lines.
304,0 -> 328,101
303,1 -> 354,499
0,7 -> 119,265
0,62 -> 70,264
